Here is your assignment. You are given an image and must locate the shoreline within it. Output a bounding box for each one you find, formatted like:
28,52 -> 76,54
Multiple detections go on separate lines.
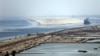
0,25 -> 100,56
0,24 -> 98,41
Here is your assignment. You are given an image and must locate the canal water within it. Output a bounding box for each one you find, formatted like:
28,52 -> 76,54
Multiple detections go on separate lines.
17,43 -> 100,56
0,16 -> 100,40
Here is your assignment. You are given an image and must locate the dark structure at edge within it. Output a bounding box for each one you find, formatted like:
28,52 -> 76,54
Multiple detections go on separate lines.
84,18 -> 91,25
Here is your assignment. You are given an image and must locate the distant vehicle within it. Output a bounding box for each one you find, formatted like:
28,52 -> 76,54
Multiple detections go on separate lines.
84,18 -> 91,25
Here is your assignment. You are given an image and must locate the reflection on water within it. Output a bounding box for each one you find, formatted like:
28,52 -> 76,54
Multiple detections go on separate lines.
17,43 -> 100,56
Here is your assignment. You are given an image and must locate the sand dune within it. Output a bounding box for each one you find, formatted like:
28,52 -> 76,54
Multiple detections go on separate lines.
30,18 -> 84,25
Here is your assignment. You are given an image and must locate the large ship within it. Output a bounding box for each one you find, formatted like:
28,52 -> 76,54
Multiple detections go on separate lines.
84,18 -> 91,25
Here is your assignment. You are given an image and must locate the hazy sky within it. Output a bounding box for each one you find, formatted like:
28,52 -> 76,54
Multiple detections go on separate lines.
1,0 -> 100,17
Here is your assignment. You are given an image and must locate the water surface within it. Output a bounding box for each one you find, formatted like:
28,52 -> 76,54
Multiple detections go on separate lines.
17,43 -> 100,56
